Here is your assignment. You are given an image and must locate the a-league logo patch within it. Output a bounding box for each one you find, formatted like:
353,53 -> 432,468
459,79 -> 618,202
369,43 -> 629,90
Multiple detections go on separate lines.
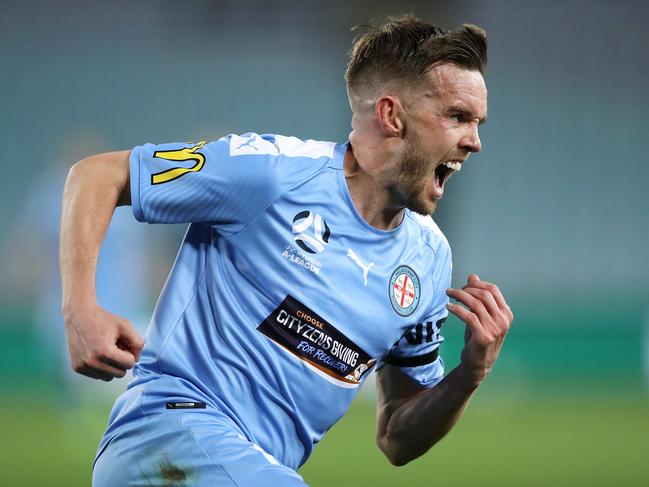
292,210 -> 331,254
389,265 -> 420,317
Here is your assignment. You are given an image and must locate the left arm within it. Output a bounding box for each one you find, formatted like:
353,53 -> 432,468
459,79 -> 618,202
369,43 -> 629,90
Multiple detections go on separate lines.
376,274 -> 513,466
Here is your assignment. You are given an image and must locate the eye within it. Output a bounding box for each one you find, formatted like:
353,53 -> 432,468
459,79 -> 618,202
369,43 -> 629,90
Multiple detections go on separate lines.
450,112 -> 465,123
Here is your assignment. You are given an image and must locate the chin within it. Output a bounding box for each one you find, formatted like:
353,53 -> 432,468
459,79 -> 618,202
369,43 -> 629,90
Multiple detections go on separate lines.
408,197 -> 438,216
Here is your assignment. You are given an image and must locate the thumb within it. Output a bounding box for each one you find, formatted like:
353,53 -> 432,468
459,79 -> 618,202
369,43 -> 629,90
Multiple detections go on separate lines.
467,273 -> 480,285
117,321 -> 145,362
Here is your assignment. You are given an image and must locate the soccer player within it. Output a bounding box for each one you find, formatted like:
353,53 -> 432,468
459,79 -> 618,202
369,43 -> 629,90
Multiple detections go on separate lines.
60,16 -> 513,486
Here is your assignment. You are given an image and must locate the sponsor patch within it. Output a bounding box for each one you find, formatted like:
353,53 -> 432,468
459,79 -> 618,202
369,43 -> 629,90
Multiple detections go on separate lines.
258,295 -> 376,386
389,265 -> 420,317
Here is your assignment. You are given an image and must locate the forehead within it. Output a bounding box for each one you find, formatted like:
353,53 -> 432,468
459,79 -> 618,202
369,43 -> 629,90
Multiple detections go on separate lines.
420,63 -> 487,116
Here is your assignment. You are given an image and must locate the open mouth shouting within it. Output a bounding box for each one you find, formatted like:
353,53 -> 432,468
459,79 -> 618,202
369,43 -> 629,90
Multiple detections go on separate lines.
432,160 -> 463,198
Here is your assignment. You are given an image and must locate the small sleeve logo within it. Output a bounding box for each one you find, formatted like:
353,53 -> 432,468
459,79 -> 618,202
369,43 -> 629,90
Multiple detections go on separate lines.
151,141 -> 206,185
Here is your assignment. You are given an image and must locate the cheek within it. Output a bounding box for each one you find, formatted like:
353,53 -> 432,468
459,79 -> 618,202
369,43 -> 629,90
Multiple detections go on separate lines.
426,127 -> 457,152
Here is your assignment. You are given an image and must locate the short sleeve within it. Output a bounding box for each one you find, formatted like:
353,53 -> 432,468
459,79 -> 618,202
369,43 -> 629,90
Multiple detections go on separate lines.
130,133 -> 283,236
379,238 -> 452,388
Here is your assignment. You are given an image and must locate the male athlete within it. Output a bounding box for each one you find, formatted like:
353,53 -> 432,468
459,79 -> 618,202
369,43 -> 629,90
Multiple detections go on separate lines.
60,16 -> 513,486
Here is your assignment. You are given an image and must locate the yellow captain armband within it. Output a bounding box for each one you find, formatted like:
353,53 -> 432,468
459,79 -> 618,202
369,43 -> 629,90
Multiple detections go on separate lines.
151,141 -> 207,185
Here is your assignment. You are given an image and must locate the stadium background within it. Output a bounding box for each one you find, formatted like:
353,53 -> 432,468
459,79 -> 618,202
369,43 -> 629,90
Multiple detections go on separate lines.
1,0 -> 647,485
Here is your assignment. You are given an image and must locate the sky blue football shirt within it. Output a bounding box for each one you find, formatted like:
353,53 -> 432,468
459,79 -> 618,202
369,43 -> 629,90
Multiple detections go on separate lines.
100,133 -> 452,470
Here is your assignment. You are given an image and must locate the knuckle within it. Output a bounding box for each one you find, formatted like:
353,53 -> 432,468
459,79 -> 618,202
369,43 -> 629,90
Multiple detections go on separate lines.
88,357 -> 102,370
476,289 -> 489,300
95,347 -> 111,362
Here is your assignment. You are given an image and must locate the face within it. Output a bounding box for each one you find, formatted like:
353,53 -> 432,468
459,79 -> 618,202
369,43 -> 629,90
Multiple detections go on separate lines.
390,63 -> 487,215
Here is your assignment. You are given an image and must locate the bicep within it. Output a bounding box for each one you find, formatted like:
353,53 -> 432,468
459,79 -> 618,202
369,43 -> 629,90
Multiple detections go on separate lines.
74,150 -> 132,206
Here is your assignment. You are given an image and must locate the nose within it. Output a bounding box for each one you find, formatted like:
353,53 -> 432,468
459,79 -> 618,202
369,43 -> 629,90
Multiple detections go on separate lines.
460,124 -> 481,153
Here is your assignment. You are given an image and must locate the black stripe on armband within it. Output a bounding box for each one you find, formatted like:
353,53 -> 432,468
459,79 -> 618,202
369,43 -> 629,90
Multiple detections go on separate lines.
382,348 -> 439,368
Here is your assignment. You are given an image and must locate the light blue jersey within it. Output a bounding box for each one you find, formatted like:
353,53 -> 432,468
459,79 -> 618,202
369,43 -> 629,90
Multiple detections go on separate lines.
98,133 -> 452,471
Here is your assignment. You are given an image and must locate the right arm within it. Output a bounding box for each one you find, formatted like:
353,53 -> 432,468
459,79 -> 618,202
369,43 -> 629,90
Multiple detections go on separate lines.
60,151 -> 145,381
60,134 -> 287,379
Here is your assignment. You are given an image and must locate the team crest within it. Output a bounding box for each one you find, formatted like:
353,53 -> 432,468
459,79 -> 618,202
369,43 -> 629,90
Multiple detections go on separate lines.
389,265 -> 420,316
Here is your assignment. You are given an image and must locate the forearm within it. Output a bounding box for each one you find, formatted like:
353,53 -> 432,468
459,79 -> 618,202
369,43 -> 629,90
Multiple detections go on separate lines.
376,276 -> 513,466
377,363 -> 478,466
60,152 -> 130,315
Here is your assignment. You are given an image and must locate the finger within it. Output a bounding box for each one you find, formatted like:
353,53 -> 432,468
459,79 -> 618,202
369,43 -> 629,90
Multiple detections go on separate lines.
76,363 -> 121,381
467,273 -> 480,285
94,355 -> 129,377
98,346 -> 136,371
447,288 -> 488,319
118,322 -> 145,362
463,279 -> 512,317
462,287 -> 500,320
446,302 -> 482,333
97,362 -> 127,379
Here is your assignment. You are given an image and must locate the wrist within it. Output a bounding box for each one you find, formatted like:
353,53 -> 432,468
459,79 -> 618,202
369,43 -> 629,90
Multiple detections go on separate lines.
455,362 -> 484,392
61,292 -> 98,321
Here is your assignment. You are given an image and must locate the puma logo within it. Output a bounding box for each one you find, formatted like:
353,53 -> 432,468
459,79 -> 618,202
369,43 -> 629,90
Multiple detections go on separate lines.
236,134 -> 259,150
346,248 -> 375,287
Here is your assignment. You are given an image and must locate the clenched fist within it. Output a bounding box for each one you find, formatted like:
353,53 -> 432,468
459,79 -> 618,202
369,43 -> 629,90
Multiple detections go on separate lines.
63,303 -> 145,381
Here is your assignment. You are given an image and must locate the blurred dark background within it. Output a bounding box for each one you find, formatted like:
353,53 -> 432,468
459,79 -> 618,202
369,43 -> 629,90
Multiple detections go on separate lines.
1,0 -> 647,485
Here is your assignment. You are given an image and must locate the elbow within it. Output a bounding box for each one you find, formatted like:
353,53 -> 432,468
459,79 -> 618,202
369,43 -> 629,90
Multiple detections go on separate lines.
62,160 -> 88,201
387,454 -> 412,468
376,434 -> 413,467
65,157 -> 98,191
65,159 -> 85,184
65,153 -> 131,206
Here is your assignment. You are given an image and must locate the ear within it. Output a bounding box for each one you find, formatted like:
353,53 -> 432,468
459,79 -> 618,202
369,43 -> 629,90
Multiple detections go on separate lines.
375,96 -> 405,137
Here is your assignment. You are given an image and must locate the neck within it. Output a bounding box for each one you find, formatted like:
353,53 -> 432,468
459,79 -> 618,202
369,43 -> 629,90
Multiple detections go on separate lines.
343,145 -> 405,231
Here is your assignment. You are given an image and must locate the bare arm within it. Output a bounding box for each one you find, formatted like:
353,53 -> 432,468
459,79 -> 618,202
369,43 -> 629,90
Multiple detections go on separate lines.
60,151 -> 144,381
376,274 -> 513,466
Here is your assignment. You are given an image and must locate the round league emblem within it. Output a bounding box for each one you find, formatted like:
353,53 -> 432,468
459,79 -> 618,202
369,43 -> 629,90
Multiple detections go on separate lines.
292,210 -> 331,254
389,265 -> 420,317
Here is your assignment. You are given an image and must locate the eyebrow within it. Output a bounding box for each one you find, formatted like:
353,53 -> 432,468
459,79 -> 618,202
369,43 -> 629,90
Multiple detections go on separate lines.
449,106 -> 487,125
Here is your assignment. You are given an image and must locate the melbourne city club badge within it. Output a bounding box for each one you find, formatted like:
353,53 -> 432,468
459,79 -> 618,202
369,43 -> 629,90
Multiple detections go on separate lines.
389,265 -> 420,317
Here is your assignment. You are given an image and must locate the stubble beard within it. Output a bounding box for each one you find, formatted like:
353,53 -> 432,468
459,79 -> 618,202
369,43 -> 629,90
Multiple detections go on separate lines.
393,133 -> 437,216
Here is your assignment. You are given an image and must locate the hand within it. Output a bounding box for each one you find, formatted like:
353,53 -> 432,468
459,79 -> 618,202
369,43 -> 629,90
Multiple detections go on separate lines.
63,303 -> 145,381
446,274 -> 514,387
